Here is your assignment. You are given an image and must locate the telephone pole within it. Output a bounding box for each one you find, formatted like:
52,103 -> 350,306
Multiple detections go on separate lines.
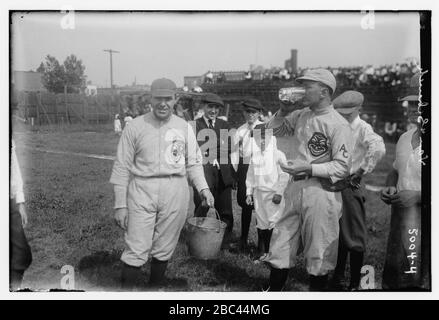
103,49 -> 120,92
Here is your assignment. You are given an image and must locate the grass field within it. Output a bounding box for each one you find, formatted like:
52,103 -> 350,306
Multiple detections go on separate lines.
12,121 -> 396,292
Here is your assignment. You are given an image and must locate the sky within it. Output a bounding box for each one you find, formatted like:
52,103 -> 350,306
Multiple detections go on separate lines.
11,11 -> 421,87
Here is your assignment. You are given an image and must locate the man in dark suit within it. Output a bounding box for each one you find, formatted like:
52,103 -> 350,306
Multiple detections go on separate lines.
193,93 -> 235,233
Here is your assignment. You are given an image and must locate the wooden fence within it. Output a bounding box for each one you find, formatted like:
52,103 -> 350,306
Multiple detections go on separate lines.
15,92 -> 123,126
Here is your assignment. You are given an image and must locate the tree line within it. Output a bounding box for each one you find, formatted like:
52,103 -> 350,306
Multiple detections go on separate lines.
37,54 -> 87,94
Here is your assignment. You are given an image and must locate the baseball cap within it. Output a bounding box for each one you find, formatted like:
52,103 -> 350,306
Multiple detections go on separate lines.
241,98 -> 265,112
399,73 -> 420,102
296,68 -> 337,94
151,78 -> 177,97
333,90 -> 364,114
201,93 -> 224,107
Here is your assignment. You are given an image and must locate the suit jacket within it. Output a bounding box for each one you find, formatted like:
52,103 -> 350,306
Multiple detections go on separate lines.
194,117 -> 236,188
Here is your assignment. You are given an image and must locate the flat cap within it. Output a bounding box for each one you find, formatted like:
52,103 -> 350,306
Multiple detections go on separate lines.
400,73 -> 420,102
201,93 -> 224,107
151,78 -> 177,97
296,68 -> 337,94
333,90 -> 364,114
241,98 -> 265,111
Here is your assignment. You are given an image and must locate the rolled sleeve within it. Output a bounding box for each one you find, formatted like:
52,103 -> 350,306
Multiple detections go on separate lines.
360,126 -> 386,174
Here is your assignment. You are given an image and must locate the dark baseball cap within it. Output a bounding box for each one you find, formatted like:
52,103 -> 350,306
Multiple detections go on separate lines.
241,98 -> 265,112
151,78 -> 177,97
201,93 -> 224,107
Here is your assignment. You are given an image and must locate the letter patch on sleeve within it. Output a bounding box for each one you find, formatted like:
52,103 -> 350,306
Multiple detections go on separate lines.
339,144 -> 349,158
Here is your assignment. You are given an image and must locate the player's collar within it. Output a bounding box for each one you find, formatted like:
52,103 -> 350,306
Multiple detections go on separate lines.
311,104 -> 333,115
350,115 -> 361,129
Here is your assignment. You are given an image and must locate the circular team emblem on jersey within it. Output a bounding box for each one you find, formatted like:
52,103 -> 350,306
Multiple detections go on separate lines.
170,139 -> 185,163
308,132 -> 328,157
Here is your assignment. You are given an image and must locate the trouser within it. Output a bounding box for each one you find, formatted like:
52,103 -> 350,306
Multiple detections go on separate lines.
333,186 -> 366,288
237,161 -> 253,242
267,178 -> 342,276
253,188 -> 284,230
193,167 -> 233,232
10,199 -> 32,290
121,176 -> 190,267
382,204 -> 427,290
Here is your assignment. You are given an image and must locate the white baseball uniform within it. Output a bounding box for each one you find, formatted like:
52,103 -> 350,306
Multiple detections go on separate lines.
110,113 -> 208,266
266,105 -> 352,275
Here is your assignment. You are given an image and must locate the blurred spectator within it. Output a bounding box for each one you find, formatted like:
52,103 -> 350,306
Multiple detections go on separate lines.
218,72 -> 226,83
279,68 -> 290,80
124,112 -> 133,127
245,71 -> 252,81
360,113 -> 370,124
370,114 -> 378,131
205,71 -> 214,84
384,121 -> 398,143
192,86 -> 203,93
114,114 -> 122,135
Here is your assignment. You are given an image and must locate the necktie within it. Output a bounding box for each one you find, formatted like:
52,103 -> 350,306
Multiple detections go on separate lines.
208,119 -> 214,130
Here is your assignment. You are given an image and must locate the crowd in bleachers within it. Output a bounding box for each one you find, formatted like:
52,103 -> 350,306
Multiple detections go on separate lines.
203,59 -> 420,91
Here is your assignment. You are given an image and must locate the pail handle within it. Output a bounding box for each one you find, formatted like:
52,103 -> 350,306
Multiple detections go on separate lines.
206,207 -> 222,233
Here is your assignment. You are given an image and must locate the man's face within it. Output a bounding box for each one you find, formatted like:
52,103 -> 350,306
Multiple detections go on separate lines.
244,108 -> 260,124
301,81 -> 327,107
339,109 -> 360,124
151,95 -> 175,121
203,103 -> 220,120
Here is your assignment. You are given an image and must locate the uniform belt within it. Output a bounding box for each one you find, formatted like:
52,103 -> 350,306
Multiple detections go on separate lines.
293,174 -> 310,181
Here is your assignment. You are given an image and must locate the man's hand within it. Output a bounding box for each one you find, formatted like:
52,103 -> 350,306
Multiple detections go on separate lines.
246,195 -> 254,206
17,203 -> 28,228
350,168 -> 364,189
280,160 -> 312,176
389,190 -> 421,208
278,101 -> 301,116
380,186 -> 397,204
114,208 -> 128,230
272,194 -> 282,204
200,189 -> 215,208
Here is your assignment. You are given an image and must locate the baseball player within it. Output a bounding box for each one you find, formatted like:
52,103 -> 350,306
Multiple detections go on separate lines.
266,68 -> 352,291
245,125 -> 290,262
330,91 -> 386,291
230,98 -> 264,252
381,73 -> 428,290
10,139 -> 32,291
110,78 -> 214,290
